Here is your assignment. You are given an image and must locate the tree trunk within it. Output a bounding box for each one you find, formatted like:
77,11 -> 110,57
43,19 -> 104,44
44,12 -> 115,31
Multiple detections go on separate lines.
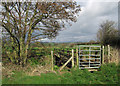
23,44 -> 29,66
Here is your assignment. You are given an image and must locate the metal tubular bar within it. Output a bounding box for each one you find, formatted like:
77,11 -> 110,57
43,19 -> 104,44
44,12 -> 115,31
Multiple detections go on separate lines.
89,46 -> 90,68
79,58 -> 101,60
80,50 -> 101,51
80,67 -> 100,69
100,46 -> 101,66
78,45 -> 101,69
79,45 -> 101,47
79,55 -> 101,56
80,62 -> 100,63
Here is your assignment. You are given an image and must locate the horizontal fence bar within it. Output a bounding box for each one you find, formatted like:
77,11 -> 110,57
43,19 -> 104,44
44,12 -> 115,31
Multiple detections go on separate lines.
80,65 -> 101,66
79,67 -> 100,69
90,64 -> 101,66
79,62 -> 100,63
79,63 -> 100,64
79,55 -> 101,56
79,45 -> 101,47
79,50 -> 101,52
79,58 -> 101,60
80,65 -> 100,67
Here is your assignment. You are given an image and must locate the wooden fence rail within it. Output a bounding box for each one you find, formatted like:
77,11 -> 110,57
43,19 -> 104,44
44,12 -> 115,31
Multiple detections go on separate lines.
59,57 -> 73,71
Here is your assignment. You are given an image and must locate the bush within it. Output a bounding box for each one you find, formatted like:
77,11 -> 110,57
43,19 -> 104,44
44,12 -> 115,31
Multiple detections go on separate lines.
28,58 -> 39,65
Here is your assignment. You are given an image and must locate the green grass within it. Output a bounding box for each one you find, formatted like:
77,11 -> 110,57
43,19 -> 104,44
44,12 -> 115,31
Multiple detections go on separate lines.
2,63 -> 119,84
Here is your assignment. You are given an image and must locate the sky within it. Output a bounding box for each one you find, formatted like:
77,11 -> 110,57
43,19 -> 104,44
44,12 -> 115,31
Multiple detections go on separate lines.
40,0 -> 118,43
0,0 -> 118,43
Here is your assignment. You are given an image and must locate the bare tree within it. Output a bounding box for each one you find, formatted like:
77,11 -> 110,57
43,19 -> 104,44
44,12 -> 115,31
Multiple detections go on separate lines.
0,2 -> 81,65
97,20 -> 118,45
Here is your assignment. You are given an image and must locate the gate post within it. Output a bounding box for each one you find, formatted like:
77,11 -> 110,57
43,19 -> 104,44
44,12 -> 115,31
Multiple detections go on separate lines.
102,46 -> 104,64
72,49 -> 74,67
76,47 -> 79,66
51,51 -> 53,71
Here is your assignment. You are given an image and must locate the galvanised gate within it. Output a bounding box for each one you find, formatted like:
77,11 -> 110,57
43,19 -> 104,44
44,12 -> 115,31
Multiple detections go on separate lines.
79,45 -> 101,69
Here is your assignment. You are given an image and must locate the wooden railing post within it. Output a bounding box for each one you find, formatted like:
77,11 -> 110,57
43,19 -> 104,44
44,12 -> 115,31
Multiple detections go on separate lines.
72,49 -> 74,67
76,48 -> 79,66
51,51 -> 53,71
108,45 -> 110,63
102,46 -> 104,64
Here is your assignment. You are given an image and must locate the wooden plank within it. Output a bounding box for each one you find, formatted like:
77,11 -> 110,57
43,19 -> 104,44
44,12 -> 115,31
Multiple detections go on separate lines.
59,57 -> 73,71
88,69 -> 98,71
72,49 -> 74,67
51,51 -> 53,71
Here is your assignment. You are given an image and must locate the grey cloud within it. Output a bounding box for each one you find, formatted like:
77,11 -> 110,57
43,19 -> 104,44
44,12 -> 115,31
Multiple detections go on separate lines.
42,1 -> 118,43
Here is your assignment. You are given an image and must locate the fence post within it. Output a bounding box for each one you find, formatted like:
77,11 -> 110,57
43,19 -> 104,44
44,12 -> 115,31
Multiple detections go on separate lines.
108,45 -> 110,63
76,48 -> 79,66
51,51 -> 53,71
72,49 -> 74,67
102,46 -> 104,64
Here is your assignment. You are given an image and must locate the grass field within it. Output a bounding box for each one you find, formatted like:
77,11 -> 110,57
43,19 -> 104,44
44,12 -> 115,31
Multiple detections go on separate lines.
2,63 -> 119,84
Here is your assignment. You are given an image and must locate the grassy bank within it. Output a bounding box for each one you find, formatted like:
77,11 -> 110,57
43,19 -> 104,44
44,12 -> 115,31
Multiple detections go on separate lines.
2,63 -> 119,84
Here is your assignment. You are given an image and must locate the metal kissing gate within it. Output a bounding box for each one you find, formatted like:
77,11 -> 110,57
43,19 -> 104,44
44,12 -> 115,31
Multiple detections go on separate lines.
79,45 -> 101,69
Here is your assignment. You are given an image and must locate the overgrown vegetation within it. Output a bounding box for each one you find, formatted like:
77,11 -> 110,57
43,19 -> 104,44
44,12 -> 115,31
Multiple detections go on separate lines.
2,63 -> 119,84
